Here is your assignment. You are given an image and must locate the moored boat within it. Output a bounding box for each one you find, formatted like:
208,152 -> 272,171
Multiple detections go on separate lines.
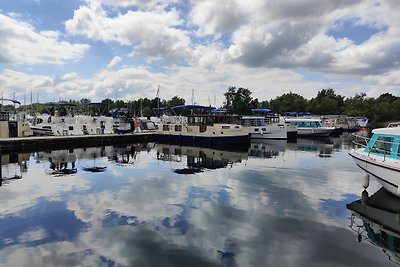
241,116 -> 287,139
156,105 -> 249,148
349,127 -> 400,196
284,117 -> 334,137
0,99 -> 33,138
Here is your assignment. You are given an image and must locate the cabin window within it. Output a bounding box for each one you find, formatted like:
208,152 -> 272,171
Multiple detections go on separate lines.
254,128 -> 259,132
163,125 -> 169,131
262,128 -> 266,131
174,125 -> 182,132
397,143 -> 400,157
222,126 -> 230,129
69,126 -> 74,131
235,126 -> 240,129
371,136 -> 393,155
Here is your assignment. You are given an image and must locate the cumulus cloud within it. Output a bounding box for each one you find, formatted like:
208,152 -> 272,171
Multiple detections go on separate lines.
0,13 -> 89,66
65,5 -> 191,61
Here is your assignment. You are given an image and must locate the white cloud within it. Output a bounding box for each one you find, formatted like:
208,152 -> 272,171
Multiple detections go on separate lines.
106,56 -> 122,69
65,5 -> 191,61
0,13 -> 89,66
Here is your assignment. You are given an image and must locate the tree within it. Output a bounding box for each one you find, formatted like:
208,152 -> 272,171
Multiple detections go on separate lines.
223,86 -> 256,114
269,92 -> 308,113
308,88 -> 344,115
167,96 -> 185,108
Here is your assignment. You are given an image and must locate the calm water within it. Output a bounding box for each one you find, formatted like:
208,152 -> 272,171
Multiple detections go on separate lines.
0,133 -> 396,267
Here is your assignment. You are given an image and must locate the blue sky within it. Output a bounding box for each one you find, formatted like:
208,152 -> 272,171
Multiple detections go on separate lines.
0,0 -> 399,105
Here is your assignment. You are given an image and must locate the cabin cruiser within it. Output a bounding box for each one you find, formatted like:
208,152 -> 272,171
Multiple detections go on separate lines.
284,117 -> 335,137
156,105 -> 250,148
241,116 -> 287,139
29,102 -> 116,136
349,127 -> 400,196
0,99 -> 33,138
251,109 -> 297,140
347,188 -> 400,265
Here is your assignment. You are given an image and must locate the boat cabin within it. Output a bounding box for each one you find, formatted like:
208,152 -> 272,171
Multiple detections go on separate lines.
364,128 -> 400,159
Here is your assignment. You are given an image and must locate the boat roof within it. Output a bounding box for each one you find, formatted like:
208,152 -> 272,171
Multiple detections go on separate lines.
372,126 -> 400,135
45,102 -> 76,106
0,98 -> 21,105
285,118 -> 320,122
251,108 -> 272,113
171,105 -> 215,110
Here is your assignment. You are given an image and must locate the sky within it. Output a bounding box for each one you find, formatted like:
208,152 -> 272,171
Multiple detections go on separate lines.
0,0 -> 399,107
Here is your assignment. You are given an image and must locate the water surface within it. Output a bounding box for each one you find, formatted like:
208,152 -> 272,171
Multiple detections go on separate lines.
0,134 -> 396,266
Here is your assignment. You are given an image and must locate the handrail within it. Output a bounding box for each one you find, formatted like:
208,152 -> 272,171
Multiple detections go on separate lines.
352,133 -> 400,161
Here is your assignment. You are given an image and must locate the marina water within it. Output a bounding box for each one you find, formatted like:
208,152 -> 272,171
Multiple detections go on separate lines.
0,133 -> 396,266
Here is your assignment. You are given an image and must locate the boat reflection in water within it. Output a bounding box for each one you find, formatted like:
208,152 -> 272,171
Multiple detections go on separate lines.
109,143 -> 155,165
347,188 -> 400,265
248,139 -> 286,158
0,153 -> 30,186
287,137 -> 334,157
156,143 -> 248,174
35,144 -> 156,175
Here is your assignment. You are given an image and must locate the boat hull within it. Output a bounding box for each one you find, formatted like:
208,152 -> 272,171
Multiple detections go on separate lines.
297,128 -> 334,137
349,149 -> 400,196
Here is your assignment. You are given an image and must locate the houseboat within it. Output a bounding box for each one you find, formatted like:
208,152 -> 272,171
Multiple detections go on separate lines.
349,127 -> 400,196
156,105 -> 250,148
0,99 -> 33,138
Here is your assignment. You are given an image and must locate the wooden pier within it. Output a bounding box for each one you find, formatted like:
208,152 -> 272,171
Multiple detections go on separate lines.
0,132 -> 156,153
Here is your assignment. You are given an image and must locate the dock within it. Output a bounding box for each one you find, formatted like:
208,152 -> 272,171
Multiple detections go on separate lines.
0,132 -> 156,153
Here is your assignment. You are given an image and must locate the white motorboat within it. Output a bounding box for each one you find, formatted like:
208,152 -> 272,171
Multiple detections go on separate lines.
349,127 -> 400,196
241,116 -> 287,139
284,117 -> 334,137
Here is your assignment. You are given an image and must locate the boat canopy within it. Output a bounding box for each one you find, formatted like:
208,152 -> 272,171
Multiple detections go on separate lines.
171,105 -> 215,110
0,98 -> 21,105
251,108 -> 271,113
45,102 -> 76,107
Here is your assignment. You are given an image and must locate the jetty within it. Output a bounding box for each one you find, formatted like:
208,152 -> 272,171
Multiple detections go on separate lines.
0,132 -> 156,153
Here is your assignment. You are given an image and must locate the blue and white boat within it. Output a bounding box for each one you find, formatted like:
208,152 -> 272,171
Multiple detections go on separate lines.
284,117 -> 334,137
349,127 -> 400,196
156,105 -> 249,148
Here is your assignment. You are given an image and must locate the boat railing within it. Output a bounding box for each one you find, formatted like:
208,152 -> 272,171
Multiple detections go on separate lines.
352,133 -> 399,160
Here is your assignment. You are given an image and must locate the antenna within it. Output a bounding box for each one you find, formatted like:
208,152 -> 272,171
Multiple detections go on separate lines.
191,88 -> 194,105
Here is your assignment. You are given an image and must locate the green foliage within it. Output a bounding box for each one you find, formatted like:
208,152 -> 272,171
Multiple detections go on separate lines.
269,92 -> 308,113
308,88 -> 345,115
223,86 -> 258,114
167,96 -> 185,108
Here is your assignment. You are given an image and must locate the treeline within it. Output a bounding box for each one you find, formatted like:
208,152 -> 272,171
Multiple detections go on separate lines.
1,87 -> 399,126
224,87 -> 400,126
